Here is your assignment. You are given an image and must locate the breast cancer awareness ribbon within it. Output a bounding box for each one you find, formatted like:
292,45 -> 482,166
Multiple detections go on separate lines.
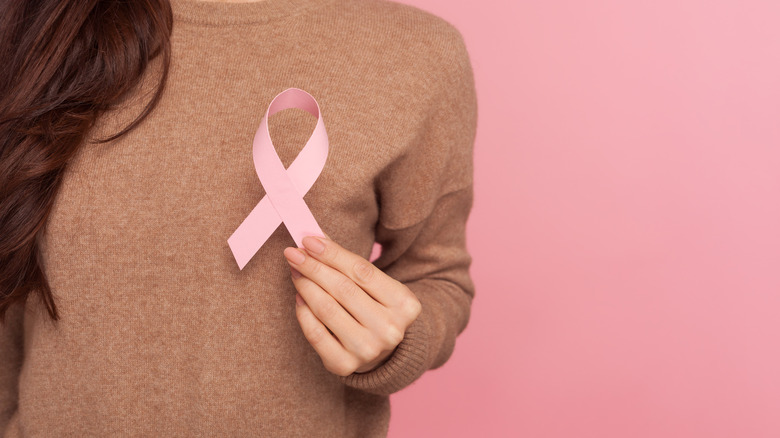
228,87 -> 329,270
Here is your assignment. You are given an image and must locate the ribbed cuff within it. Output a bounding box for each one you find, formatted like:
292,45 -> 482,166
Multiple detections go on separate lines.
338,308 -> 431,395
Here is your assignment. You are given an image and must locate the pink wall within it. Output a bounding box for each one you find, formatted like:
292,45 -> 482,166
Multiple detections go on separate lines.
388,1 -> 780,437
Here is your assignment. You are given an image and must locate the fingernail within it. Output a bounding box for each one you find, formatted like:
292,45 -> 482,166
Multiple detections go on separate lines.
285,247 -> 306,264
290,266 -> 302,279
303,236 -> 325,254
295,293 -> 304,306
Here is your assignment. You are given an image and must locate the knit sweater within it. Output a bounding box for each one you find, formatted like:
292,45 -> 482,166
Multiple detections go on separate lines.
0,0 -> 477,436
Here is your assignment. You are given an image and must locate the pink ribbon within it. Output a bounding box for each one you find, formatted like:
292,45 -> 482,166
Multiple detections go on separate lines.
228,87 -> 329,270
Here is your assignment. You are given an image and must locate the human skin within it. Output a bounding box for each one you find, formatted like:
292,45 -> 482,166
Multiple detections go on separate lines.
284,236 -> 423,375
197,0 -> 268,3
197,0 -> 422,379
136,0 -> 415,376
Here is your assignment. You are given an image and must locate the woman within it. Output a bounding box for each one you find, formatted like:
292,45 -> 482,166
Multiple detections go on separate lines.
0,0 -> 478,436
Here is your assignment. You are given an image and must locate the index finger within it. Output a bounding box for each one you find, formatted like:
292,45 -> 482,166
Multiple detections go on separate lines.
301,235 -> 400,307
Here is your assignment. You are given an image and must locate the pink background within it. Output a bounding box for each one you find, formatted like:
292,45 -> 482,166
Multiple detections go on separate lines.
385,1 -> 780,437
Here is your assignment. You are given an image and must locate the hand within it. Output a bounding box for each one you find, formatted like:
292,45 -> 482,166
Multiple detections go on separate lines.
283,235 -> 422,376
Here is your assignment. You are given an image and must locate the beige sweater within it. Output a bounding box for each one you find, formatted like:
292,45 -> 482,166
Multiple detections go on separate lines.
0,0 -> 477,436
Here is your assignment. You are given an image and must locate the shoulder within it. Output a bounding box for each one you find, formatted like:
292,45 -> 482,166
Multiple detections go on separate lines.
334,0 -> 463,33
326,0 -> 471,73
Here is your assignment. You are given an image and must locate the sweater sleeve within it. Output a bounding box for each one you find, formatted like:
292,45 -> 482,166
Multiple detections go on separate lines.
0,301 -> 25,432
338,26 -> 478,396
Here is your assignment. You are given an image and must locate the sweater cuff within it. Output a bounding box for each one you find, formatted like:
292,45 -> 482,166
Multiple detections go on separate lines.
337,302 -> 431,395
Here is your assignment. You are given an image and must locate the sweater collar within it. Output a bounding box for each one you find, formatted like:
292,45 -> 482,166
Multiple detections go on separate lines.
170,0 -> 337,26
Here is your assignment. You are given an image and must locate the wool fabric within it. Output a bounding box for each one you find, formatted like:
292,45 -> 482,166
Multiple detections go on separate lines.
0,0 -> 477,436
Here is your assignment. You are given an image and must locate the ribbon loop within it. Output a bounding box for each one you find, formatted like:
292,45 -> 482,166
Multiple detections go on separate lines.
228,88 -> 329,270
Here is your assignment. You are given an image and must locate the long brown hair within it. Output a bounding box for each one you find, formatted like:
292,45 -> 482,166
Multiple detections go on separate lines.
0,1 -> 173,324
